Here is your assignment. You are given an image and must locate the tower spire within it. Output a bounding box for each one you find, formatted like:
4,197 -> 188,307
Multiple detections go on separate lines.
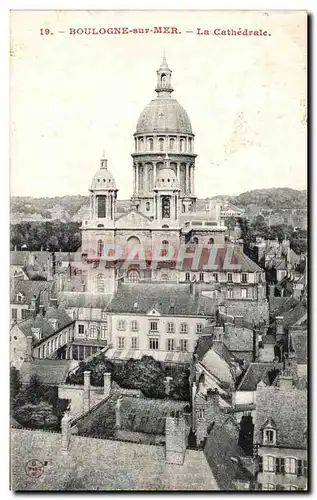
100,151 -> 107,169
155,52 -> 173,97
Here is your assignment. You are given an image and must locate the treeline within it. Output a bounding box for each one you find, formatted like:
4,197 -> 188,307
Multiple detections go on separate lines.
10,367 -> 68,430
227,188 -> 307,210
238,216 -> 307,256
11,195 -> 88,218
67,354 -> 190,401
10,221 -> 81,252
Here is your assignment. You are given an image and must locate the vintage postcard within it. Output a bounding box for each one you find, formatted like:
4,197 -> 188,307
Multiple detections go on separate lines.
10,10 -> 307,491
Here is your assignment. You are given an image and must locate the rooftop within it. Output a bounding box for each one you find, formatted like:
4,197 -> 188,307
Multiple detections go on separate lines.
237,362 -> 282,391
254,384 -> 307,449
11,429 -> 218,491
106,284 -> 215,317
19,359 -> 72,386
10,280 -> 56,305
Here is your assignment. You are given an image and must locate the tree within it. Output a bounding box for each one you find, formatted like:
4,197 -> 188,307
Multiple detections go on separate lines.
169,370 -> 190,401
10,366 -> 22,406
238,415 -> 254,456
224,216 -> 236,238
14,401 -> 58,428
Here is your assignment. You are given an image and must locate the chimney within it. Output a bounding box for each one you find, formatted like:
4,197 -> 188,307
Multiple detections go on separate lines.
275,316 -> 284,341
61,410 -> 72,451
83,371 -> 91,413
164,376 -> 173,396
277,371 -> 293,391
39,304 -> 45,316
234,315 -> 244,327
28,253 -> 35,266
214,326 -> 224,340
103,372 -> 111,398
165,412 -> 187,465
284,351 -> 298,379
25,335 -> 33,361
268,284 -> 275,298
115,396 -> 122,429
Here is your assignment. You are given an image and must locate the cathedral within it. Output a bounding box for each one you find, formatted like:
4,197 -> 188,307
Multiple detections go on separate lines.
80,54 -> 229,294
76,53 -> 267,329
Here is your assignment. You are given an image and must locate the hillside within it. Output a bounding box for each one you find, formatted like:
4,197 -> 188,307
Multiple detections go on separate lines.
221,188 -> 307,210
10,187 -> 307,221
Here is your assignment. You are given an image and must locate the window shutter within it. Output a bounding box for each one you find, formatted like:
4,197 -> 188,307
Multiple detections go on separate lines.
297,460 -> 302,477
281,458 -> 285,475
275,458 -> 280,474
258,456 -> 263,472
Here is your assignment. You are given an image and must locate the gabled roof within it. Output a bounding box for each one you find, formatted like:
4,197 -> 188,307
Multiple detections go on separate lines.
58,292 -> 113,309
204,412 -> 249,490
290,329 -> 307,364
10,280 -> 55,305
237,363 -> 282,391
20,359 -> 72,385
15,307 -> 73,344
106,284 -> 215,316
254,385 -> 307,449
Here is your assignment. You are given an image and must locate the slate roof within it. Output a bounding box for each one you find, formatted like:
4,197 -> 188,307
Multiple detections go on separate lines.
194,334 -> 215,360
269,296 -> 298,317
17,307 -> 73,343
181,246 -> 263,272
203,412 -> 249,490
283,303 -> 307,328
19,359 -> 72,385
11,429 -> 218,491
10,280 -> 56,305
237,363 -> 282,391
58,292 -> 113,309
10,251 -> 76,267
290,330 -> 307,365
200,349 -> 235,387
254,385 -> 307,449
106,284 -> 215,316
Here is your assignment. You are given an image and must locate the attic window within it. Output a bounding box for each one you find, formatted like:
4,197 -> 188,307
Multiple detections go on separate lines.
17,293 -> 23,303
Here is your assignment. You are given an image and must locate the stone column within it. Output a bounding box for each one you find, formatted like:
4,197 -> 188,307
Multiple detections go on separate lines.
61,411 -> 72,452
104,372 -> 111,398
154,163 -> 157,185
83,371 -> 91,413
191,165 -> 195,195
177,163 -> 180,182
135,164 -> 139,194
186,163 -> 190,193
144,163 -> 148,193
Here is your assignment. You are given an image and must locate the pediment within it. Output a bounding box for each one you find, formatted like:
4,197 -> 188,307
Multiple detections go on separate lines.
147,308 -> 161,316
115,210 -> 152,227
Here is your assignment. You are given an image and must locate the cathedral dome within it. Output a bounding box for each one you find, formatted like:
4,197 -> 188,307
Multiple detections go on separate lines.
136,98 -> 193,135
155,166 -> 180,190
90,158 -> 117,190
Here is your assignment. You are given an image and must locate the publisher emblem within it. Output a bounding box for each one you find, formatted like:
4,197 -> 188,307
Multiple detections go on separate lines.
25,459 -> 44,478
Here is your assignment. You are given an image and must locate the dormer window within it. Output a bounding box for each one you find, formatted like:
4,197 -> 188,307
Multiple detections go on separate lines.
262,418 -> 277,445
48,318 -> 58,330
17,293 -> 24,303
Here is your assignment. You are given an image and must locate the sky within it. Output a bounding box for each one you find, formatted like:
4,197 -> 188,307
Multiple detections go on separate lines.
10,10 -> 307,199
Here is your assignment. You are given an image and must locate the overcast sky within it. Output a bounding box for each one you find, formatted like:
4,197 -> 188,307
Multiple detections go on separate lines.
10,10 -> 307,199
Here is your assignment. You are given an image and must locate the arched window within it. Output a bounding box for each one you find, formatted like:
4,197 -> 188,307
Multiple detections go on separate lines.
189,138 -> 193,152
97,239 -> 104,257
148,138 -> 154,151
192,237 -> 199,245
180,138 -> 185,152
159,138 -> 164,152
139,137 -> 144,151
161,74 -> 167,86
146,202 -> 150,212
208,237 -> 214,245
128,270 -> 140,283
162,197 -> 170,219
162,239 -> 169,257
169,138 -> 175,151
96,273 -> 105,293
126,236 -> 141,259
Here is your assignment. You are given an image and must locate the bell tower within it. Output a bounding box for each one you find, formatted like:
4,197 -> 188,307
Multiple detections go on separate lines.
155,51 -> 174,97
